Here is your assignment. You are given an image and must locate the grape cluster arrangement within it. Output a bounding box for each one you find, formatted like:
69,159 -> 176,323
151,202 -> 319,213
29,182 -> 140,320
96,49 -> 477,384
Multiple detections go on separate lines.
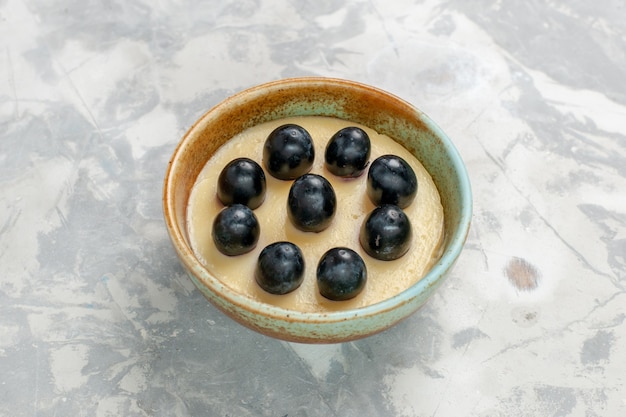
211,124 -> 418,301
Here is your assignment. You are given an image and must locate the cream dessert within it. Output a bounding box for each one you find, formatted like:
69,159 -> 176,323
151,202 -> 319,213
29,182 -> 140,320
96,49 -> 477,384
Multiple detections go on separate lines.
186,116 -> 444,313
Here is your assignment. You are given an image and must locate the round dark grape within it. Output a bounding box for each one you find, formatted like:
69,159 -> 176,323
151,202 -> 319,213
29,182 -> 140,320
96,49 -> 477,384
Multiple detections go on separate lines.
324,126 -> 371,178
263,124 -> 315,180
217,157 -> 266,209
212,204 -> 260,256
367,154 -> 418,208
287,174 -> 337,232
317,247 -> 367,301
359,204 -> 412,261
255,242 -> 305,295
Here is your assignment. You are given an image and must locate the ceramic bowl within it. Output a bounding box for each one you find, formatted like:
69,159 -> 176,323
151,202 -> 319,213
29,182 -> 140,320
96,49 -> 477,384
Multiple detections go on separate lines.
163,77 -> 472,343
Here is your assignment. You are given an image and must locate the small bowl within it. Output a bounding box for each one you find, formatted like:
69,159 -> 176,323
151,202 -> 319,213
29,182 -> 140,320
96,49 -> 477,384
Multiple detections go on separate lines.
163,77 -> 472,343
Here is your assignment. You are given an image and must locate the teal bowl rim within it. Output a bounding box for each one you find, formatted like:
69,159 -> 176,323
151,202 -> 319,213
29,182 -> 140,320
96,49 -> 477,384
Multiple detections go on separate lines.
164,77 -> 472,338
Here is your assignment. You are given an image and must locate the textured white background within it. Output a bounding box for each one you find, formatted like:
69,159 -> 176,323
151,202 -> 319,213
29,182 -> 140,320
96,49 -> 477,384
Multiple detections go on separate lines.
1,1 -> 625,416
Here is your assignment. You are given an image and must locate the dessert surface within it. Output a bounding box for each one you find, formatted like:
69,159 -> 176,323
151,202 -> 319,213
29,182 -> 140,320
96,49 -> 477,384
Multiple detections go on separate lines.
187,116 -> 444,312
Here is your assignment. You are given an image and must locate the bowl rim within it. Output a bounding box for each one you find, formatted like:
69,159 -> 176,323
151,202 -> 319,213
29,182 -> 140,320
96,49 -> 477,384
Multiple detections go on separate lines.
163,76 -> 472,324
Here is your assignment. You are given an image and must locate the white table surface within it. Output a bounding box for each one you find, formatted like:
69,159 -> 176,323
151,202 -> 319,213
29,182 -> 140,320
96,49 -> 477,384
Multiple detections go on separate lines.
1,1 -> 625,416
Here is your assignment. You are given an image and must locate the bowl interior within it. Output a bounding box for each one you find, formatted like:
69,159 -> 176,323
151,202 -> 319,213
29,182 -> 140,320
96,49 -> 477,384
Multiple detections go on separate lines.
163,77 -> 472,342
